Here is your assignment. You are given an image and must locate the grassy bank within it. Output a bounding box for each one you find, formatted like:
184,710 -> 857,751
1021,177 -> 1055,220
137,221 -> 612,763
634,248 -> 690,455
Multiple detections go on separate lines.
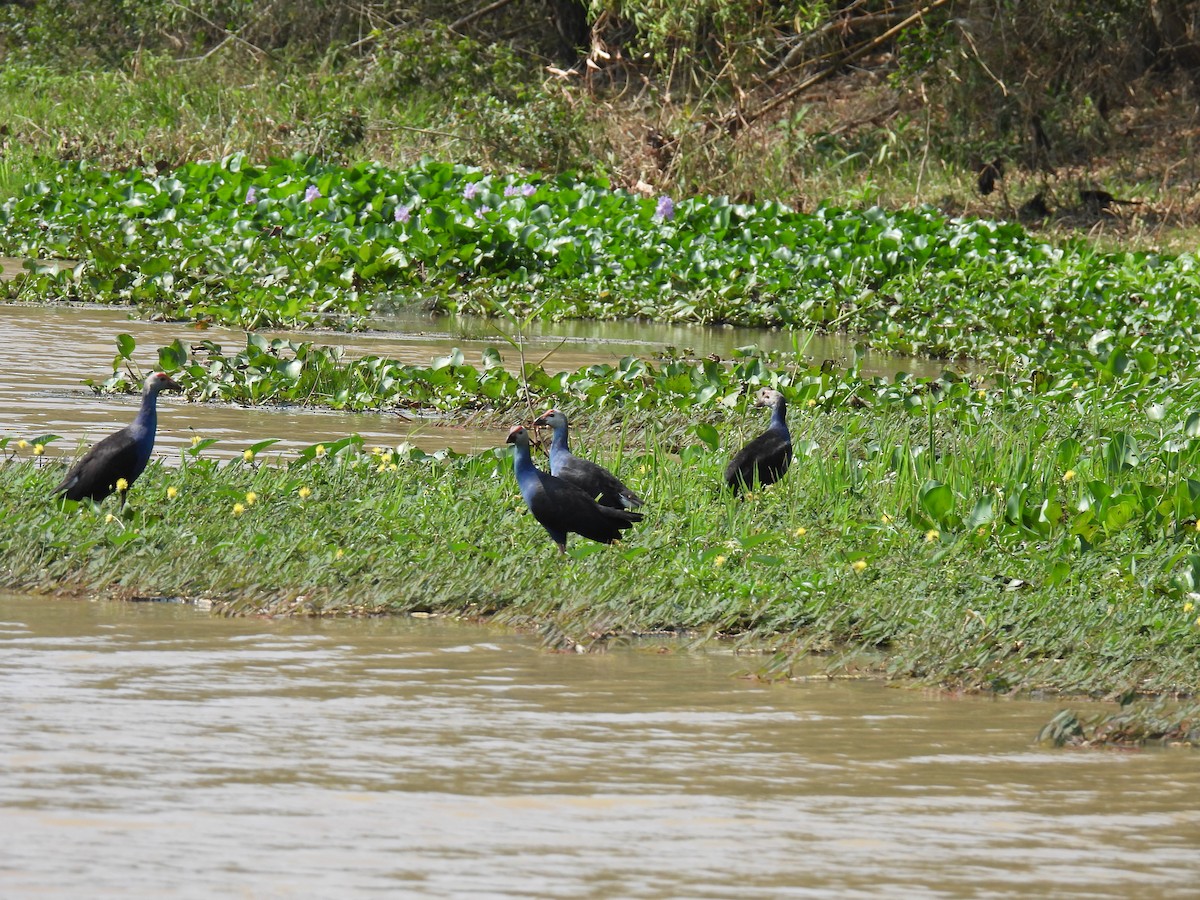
4,347 -> 1200,744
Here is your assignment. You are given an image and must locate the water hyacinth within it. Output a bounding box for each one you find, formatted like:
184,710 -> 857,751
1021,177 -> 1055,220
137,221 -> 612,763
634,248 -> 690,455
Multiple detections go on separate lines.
394,205 -> 411,224
245,187 -> 257,205
304,185 -> 321,203
463,182 -> 480,201
655,195 -> 675,221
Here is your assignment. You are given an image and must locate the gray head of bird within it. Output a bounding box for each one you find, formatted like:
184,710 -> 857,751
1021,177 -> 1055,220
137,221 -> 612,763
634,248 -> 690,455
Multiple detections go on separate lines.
754,388 -> 784,409
145,371 -> 184,395
506,424 -> 531,448
532,408 -> 566,430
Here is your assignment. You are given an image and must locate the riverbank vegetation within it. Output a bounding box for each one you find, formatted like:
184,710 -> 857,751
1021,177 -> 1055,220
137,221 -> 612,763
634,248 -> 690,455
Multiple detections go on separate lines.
4,1 -> 1200,744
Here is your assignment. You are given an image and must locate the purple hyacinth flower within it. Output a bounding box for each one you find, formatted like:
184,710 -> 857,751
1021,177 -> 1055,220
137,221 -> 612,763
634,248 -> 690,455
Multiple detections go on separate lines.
655,195 -> 675,221
245,186 -> 257,205
305,185 -> 321,203
521,183 -> 536,196
395,205 -> 411,224
463,182 -> 480,200
478,204 -> 492,214
504,184 -> 519,197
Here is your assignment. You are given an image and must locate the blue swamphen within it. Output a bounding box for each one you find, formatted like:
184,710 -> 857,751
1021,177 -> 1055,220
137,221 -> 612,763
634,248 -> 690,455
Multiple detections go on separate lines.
724,388 -> 792,495
53,371 -> 184,502
531,408 -> 644,510
506,424 -> 643,552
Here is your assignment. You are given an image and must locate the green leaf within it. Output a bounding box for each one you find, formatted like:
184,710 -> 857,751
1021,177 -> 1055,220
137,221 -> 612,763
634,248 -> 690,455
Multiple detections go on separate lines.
694,422 -> 720,451
920,480 -> 954,524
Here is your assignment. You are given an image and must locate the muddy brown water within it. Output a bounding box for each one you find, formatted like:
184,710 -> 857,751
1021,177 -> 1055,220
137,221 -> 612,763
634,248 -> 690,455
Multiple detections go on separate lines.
2,592 -> 1198,898
0,301 -> 950,463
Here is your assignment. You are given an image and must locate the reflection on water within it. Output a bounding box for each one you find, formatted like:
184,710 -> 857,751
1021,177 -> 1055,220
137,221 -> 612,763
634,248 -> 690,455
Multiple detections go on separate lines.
1,593 -> 1197,898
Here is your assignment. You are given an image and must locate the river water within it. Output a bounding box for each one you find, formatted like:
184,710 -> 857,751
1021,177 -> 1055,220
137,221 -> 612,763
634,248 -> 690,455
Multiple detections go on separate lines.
2,592 -> 1198,899
0,292 -> 949,461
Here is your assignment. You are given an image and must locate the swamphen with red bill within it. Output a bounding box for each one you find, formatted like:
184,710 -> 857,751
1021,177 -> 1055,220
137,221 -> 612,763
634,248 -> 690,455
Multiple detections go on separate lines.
54,371 -> 184,502
724,388 -> 792,495
506,424 -> 643,552
531,408 -> 644,510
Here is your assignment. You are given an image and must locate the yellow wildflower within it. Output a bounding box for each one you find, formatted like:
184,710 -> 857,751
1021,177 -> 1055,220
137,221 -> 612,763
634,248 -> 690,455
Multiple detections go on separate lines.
335,548 -> 344,559
793,527 -> 807,537
881,514 -> 893,524
115,478 -> 129,493
852,559 -> 867,573
166,486 -> 178,500
1185,601 -> 1195,614
807,398 -> 817,407
977,389 -> 986,399
16,440 -> 27,449
298,486 -> 311,499
191,434 -> 202,447
232,502 -> 245,516
713,554 -> 727,568
105,513 -> 116,523
314,444 -> 326,458
33,443 -> 44,456
388,464 -> 398,472
1062,470 -> 1075,483
925,529 -> 940,543
243,449 -> 255,462
245,491 -> 258,506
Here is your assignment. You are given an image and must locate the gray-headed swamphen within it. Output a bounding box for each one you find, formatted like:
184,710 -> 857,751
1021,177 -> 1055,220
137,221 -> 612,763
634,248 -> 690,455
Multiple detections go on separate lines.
54,371 -> 184,503
506,424 -> 643,552
531,408 -> 644,510
724,388 -> 792,495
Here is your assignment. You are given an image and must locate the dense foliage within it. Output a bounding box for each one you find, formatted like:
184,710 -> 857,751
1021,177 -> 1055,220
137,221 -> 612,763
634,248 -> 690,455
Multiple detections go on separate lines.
5,157 -> 1200,372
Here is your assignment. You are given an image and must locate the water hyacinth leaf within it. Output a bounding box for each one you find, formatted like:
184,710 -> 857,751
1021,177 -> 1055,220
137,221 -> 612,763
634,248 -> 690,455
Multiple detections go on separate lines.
1056,438 -> 1082,469
920,480 -> 954,524
1187,412 -> 1200,438
694,422 -> 720,451
1105,432 -> 1140,473
158,339 -> 188,371
116,333 -> 136,359
965,495 -> 995,530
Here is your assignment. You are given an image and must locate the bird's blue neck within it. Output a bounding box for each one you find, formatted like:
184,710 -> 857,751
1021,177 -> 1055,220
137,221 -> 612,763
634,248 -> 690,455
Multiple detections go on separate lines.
511,441 -> 545,501
130,388 -> 161,459
770,398 -> 790,439
548,422 -> 571,468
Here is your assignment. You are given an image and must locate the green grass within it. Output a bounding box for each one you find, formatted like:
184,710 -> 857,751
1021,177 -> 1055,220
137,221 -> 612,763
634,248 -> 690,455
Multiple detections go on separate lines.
5,376 -> 1200,704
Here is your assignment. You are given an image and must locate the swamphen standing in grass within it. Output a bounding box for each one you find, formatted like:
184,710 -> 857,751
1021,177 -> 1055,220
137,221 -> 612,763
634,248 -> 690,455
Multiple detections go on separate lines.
531,408 -> 644,510
53,371 -> 184,503
506,424 -> 643,552
724,388 -> 792,495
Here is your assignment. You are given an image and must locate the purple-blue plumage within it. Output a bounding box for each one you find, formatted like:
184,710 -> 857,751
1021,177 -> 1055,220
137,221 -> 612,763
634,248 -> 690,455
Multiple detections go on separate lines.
506,425 -> 642,552
54,371 -> 183,502
531,409 -> 644,510
724,388 -> 792,495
